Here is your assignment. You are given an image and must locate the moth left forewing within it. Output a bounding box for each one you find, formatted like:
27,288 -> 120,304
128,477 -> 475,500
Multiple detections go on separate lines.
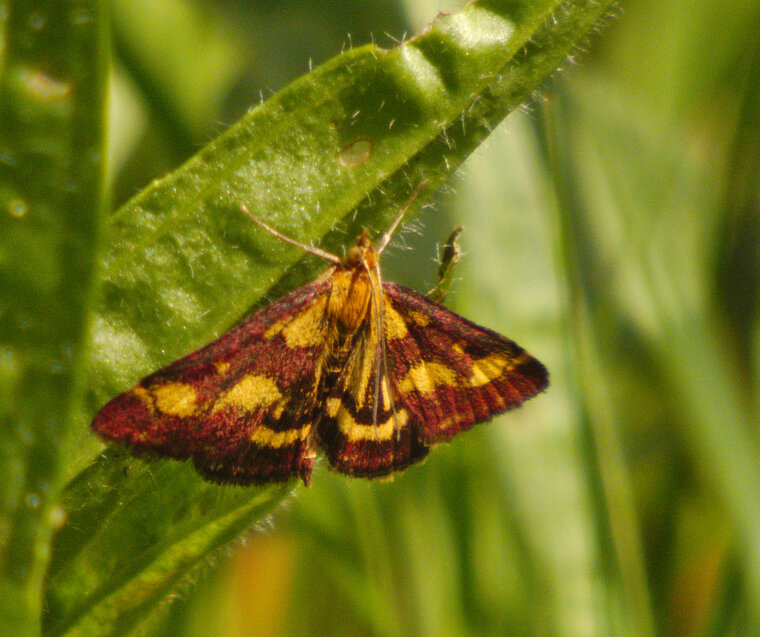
93,279 -> 335,484
382,282 -> 548,444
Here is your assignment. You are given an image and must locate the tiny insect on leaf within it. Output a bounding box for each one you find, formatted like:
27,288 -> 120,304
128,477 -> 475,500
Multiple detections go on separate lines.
92,184 -> 548,486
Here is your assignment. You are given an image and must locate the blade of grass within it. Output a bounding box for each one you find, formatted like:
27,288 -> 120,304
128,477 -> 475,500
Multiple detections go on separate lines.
547,47 -> 760,632
0,2 -> 108,636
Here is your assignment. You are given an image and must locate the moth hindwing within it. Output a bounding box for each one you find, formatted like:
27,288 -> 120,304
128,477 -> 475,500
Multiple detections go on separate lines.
93,187 -> 548,486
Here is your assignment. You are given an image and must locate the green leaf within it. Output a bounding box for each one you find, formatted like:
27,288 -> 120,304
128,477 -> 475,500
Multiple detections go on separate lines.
44,448 -> 291,637
43,1 -> 614,635
0,2 -> 108,636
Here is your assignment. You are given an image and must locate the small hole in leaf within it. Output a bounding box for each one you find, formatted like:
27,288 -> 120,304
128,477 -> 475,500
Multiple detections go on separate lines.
338,139 -> 373,167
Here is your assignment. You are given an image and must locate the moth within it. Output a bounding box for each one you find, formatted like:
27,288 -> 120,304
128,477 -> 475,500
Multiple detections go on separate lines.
93,183 -> 548,486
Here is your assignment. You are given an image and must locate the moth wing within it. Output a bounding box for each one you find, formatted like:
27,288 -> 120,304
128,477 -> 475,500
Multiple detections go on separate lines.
317,301 -> 429,478
92,279 -> 334,485
382,283 -> 548,444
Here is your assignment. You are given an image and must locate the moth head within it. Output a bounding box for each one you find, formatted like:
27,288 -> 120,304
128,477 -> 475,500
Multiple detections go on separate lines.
343,229 -> 375,269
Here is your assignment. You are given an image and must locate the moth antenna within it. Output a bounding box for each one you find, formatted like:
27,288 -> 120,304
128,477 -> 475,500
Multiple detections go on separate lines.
240,204 -> 342,265
375,180 -> 430,255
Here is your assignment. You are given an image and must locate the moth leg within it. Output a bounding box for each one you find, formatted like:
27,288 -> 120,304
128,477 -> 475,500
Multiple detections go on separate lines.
427,226 -> 464,303
299,433 -> 319,487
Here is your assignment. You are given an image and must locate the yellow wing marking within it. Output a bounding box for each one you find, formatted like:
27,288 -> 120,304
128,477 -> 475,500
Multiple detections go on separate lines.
213,373 -> 282,413
263,316 -> 289,340
214,361 -> 230,374
130,386 -> 154,412
349,354 -> 393,411
264,296 -> 329,347
347,340 -> 375,411
468,351 -> 531,387
408,310 -> 430,327
152,382 -> 199,417
326,397 -> 408,442
249,425 -> 311,448
383,304 -> 408,340
399,361 -> 458,395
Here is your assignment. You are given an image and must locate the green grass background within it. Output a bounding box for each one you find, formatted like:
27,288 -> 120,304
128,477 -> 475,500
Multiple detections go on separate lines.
2,0 -> 759,635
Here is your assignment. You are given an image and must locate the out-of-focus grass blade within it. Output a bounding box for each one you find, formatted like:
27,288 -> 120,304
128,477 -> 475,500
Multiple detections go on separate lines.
549,51 -> 760,631
0,2 -> 108,636
455,116 -> 623,637
110,0 -> 247,144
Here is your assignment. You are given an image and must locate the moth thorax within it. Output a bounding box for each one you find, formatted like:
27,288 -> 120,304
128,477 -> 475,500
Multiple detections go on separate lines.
328,269 -> 373,332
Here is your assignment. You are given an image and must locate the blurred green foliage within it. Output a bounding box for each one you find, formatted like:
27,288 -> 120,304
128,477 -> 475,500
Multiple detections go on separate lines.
1,0 -> 759,636
0,1 -> 108,635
